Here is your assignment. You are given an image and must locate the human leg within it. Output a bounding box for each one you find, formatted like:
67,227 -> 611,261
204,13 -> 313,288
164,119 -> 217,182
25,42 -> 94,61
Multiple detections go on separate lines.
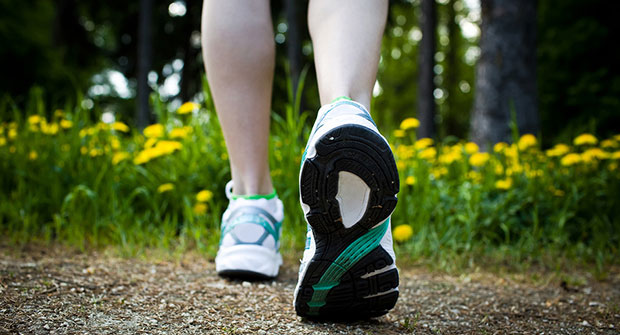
308,0 -> 388,109
202,0 -> 282,279
201,0 -> 274,196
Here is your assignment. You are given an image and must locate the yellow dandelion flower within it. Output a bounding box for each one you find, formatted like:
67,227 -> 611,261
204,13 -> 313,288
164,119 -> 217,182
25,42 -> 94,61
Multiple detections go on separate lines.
506,164 -> 523,176
60,119 -> 73,129
193,203 -> 208,215
54,109 -> 64,118
157,183 -> 175,193
396,145 -> 415,160
405,176 -> 416,186
41,122 -> 59,135
89,148 -> 103,157
396,161 -> 406,170
414,138 -> 434,150
504,144 -> 519,158
560,153 -> 581,166
546,144 -> 570,157
111,122 -> 130,133
145,138 -> 158,149
133,150 -> 152,165
393,225 -> 413,243
196,190 -> 214,203
467,171 -> 482,182
177,102 -> 200,114
439,151 -> 461,165
431,166 -> 448,178
464,142 -> 479,154
393,129 -> 406,138
582,148 -> 610,161
96,122 -> 110,131
495,178 -> 513,190
29,151 -> 38,160
600,139 -> 616,149
80,146 -> 88,155
573,133 -> 597,146
28,115 -> 42,124
400,117 -> 420,130
469,152 -> 490,167
170,126 -> 192,139
493,142 -> 508,153
0,137 -> 6,146
144,124 -> 164,138
614,134 -> 620,142
608,162 -> 617,171
112,152 -> 130,165
419,147 -> 437,161
494,163 -> 504,175
110,137 -> 121,150
611,151 -> 620,160
518,134 -> 537,151
155,140 -> 183,155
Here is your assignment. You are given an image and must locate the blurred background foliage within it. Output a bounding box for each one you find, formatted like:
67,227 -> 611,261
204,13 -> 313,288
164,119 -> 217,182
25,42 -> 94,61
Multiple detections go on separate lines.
1,0 -> 618,143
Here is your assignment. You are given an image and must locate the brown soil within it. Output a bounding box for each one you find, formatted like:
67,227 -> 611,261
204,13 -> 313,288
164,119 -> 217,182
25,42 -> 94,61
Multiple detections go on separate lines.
1,244 -> 618,334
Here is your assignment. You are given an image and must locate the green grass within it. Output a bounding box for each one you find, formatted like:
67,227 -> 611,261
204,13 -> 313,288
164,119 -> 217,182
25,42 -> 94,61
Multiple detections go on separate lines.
0,86 -> 619,275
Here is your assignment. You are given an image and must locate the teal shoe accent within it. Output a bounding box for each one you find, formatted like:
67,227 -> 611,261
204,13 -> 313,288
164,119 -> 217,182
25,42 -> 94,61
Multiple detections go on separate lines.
220,206 -> 282,246
306,219 -> 390,315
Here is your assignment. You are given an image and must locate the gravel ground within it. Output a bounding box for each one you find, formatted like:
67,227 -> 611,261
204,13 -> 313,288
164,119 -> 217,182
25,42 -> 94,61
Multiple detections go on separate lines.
1,244 -> 618,334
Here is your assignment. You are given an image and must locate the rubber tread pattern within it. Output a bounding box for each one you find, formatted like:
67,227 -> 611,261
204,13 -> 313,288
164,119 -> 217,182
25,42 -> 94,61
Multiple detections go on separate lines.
296,124 -> 400,319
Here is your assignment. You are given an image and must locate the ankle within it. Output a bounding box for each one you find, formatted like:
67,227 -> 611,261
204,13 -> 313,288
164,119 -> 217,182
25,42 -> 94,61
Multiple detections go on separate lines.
230,178 -> 274,197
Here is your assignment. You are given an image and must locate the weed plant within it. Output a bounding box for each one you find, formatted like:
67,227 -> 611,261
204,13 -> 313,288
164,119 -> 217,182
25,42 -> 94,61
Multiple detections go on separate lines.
1,87 -> 619,273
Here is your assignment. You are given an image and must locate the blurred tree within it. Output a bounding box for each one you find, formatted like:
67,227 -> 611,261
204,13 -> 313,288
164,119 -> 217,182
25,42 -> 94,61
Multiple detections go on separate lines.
538,0 -> 620,145
285,0 -> 304,101
0,0 -> 103,109
442,0 -> 461,137
136,0 -> 153,128
471,0 -> 538,147
417,0 -> 436,139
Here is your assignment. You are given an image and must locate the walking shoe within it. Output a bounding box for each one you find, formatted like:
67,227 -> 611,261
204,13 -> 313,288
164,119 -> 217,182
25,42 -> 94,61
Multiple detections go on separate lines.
215,181 -> 283,279
294,98 -> 400,319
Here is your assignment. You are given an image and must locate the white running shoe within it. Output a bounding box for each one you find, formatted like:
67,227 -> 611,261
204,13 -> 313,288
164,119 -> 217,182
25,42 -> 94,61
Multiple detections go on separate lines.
294,98 -> 400,319
215,181 -> 283,279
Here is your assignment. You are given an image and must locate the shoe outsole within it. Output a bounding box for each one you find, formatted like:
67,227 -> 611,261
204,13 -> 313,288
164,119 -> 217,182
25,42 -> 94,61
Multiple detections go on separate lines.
296,124 -> 400,319
218,270 -> 275,281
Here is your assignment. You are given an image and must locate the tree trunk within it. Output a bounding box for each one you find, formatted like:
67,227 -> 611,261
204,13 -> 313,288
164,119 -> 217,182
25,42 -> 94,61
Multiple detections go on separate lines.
180,0 -> 200,103
136,0 -> 153,129
471,0 -> 538,146
444,0 -> 460,137
285,0 -> 304,105
417,0 -> 437,139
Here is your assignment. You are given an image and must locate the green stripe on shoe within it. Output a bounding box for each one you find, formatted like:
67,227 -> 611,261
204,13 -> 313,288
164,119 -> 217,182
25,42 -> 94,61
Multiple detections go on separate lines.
231,189 -> 277,200
306,218 -> 390,315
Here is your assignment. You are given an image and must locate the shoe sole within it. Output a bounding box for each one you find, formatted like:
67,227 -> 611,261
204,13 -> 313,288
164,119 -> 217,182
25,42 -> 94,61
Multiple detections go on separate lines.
296,124 -> 400,319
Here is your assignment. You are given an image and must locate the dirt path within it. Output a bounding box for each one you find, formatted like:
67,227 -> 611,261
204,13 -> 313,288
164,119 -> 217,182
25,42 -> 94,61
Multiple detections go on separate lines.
1,245 -> 618,334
